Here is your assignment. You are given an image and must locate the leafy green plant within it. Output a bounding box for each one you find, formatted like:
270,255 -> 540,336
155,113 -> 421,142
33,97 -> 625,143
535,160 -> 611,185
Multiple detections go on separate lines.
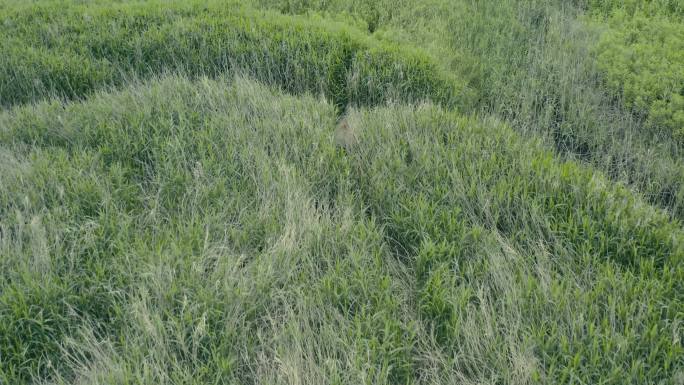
594,11 -> 684,143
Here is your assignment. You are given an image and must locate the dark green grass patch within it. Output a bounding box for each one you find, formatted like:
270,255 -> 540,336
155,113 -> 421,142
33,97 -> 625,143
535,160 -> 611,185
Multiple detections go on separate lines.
0,0 -> 470,110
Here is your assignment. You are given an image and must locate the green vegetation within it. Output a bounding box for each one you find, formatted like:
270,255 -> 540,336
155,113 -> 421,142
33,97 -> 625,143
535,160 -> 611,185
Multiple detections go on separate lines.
0,1 -> 469,110
258,0 -> 684,219
586,0 -> 683,17
590,3 -> 684,143
2,75 -> 682,384
1,1 -> 683,384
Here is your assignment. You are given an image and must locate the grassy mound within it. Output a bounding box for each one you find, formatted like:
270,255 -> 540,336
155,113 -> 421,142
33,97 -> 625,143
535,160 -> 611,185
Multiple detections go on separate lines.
1,75 -> 681,384
4,0 -> 684,220
255,0 -> 684,220
0,1 -> 470,110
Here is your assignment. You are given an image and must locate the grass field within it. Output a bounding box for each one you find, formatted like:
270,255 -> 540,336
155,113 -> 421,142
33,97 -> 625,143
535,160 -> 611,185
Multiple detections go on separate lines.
1,1 -> 683,384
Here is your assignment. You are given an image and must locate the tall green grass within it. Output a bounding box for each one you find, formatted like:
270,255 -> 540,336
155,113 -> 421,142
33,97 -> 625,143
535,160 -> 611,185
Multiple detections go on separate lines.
348,104 -> 684,384
1,75 -> 682,384
585,0 -> 683,17
589,3 -> 684,143
255,0 -> 684,220
1,1 -> 683,384
0,0 -> 470,110
4,0 -> 682,219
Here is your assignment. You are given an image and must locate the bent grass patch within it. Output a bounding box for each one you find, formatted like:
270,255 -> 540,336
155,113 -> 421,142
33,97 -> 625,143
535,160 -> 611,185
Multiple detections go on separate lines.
1,75 -> 682,384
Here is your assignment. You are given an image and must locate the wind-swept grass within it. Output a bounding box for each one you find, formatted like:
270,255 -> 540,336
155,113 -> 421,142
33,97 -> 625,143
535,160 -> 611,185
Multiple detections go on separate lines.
1,1 -> 683,384
0,0 -> 470,110
255,0 -> 684,220
4,0 -> 682,219
1,75 -> 682,384
347,104 -> 683,383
